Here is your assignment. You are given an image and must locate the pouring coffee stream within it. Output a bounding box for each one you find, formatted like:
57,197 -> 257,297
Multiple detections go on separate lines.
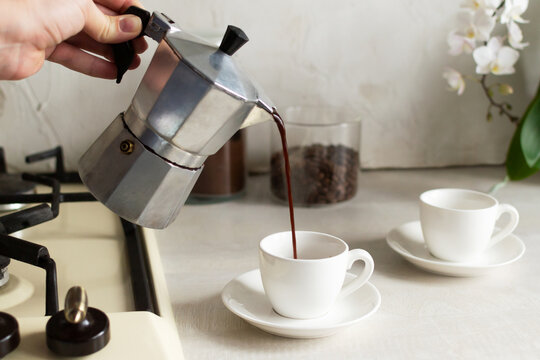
79,6 -> 299,257
272,110 -> 298,259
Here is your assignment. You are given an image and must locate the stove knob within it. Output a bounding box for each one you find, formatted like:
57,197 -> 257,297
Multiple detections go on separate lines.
46,286 -> 110,357
0,312 -> 20,358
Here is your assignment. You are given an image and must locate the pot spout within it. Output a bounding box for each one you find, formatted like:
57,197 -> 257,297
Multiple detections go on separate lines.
240,91 -> 275,129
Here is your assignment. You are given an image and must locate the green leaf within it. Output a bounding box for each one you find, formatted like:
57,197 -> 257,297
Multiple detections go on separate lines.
520,85 -> 540,168
506,119 -> 540,180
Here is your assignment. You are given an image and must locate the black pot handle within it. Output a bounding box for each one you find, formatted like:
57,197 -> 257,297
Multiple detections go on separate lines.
112,6 -> 151,84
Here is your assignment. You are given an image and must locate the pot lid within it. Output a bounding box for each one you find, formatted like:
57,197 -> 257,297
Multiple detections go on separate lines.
165,24 -> 259,103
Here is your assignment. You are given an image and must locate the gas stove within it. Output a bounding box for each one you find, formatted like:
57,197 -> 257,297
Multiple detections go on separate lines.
0,147 -> 183,359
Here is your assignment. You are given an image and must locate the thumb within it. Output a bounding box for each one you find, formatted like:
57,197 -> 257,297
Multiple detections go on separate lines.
83,4 -> 142,44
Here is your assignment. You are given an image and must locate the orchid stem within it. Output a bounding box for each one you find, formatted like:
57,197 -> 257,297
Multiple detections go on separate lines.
480,75 -> 519,124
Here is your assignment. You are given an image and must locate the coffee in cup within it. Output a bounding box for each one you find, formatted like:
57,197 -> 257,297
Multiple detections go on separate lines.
419,188 -> 519,263
259,231 -> 374,319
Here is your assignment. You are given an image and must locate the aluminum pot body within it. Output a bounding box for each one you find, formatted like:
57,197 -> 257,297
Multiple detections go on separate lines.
78,12 -> 274,229
79,114 -> 202,229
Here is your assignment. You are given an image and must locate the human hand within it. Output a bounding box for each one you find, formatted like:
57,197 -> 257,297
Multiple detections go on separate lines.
0,0 -> 148,80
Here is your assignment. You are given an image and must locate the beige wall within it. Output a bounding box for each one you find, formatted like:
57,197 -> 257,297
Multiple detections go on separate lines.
1,0 -> 539,172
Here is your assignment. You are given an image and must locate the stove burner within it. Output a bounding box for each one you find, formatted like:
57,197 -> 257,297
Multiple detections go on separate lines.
0,175 -> 35,196
0,149 -> 36,211
0,175 -> 36,211
0,274 -> 34,311
0,256 -> 9,288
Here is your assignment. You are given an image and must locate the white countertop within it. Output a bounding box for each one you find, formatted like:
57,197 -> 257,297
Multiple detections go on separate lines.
155,167 -> 540,359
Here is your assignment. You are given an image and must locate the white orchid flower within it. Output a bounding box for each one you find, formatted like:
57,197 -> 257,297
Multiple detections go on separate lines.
448,31 -> 476,55
473,37 -> 520,75
501,0 -> 529,24
443,68 -> 466,95
507,21 -> 529,49
461,0 -> 503,12
457,10 -> 496,43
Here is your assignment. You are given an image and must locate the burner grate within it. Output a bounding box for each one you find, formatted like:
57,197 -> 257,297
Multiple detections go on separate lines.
0,233 -> 58,315
25,146 -> 81,183
0,147 -> 158,316
0,173 -> 61,315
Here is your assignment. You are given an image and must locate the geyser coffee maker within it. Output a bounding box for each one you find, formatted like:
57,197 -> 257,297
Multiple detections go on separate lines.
79,8 -> 275,229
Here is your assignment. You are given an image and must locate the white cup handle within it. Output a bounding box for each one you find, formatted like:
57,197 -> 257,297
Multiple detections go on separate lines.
338,249 -> 374,300
488,204 -> 519,248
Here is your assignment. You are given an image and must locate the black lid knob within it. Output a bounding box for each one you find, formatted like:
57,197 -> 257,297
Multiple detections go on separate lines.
0,312 -> 20,358
46,287 -> 110,356
219,25 -> 249,56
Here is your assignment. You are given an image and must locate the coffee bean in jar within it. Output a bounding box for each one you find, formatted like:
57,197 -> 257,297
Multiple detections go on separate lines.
269,106 -> 360,206
271,144 -> 359,205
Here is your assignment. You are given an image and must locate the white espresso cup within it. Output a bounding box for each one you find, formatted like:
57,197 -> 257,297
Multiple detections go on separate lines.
419,188 -> 519,263
259,231 -> 374,319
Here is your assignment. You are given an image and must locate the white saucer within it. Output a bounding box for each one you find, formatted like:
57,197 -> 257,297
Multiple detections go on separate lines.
221,269 -> 381,339
386,221 -> 526,277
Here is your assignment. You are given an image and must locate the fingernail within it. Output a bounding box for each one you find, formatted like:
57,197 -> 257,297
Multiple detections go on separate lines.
119,15 -> 141,33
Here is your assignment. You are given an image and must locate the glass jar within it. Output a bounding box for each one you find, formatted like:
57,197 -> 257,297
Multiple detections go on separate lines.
270,106 -> 360,206
189,130 -> 246,203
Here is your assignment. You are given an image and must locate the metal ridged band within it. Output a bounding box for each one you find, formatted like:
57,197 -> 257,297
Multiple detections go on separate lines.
123,108 -> 207,169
